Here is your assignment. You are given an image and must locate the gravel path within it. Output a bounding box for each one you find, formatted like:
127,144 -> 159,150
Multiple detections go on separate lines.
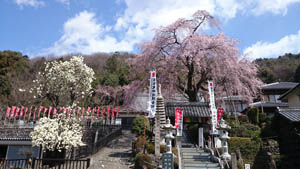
88,130 -> 135,169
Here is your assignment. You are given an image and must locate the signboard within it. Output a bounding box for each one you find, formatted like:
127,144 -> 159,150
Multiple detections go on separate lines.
162,153 -> 174,169
245,164 -> 250,169
175,108 -> 183,136
208,81 -> 218,135
148,70 -> 157,118
217,108 -> 224,127
199,128 -> 204,148
211,108 -> 218,134
208,81 -> 216,109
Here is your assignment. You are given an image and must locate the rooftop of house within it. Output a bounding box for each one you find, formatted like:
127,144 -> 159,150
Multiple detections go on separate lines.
165,102 -> 210,118
218,96 -> 248,101
261,82 -> 298,90
249,101 -> 288,108
279,83 -> 300,101
278,108 -> 300,122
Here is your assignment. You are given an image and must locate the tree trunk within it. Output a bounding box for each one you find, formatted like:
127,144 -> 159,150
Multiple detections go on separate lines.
186,61 -> 198,102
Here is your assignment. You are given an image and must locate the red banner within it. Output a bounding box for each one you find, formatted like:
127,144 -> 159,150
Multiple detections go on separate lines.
107,107 -> 110,119
102,107 -> 106,118
81,107 -> 85,117
112,107 -> 115,119
24,107 -> 28,119
53,108 -> 57,117
28,106 -> 32,121
6,107 -> 11,118
217,108 -> 224,127
20,106 -> 24,118
15,107 -> 20,118
33,107 -> 37,120
43,108 -> 48,118
175,108 -> 182,128
48,107 -> 53,118
97,106 -> 100,119
10,106 -> 16,118
116,106 -> 120,118
77,107 -> 81,116
38,106 -> 43,119
91,108 -> 95,120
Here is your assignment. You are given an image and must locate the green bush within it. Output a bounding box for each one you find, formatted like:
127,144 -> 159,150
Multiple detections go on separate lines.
172,147 -> 179,169
134,152 -> 153,169
160,145 -> 166,153
247,107 -> 260,125
146,143 -> 155,154
136,136 -> 146,153
230,123 -> 260,138
228,137 -> 261,165
239,115 -> 249,123
132,115 -> 150,136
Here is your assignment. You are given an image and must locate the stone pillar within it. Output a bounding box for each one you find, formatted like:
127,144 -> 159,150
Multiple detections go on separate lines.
218,118 -> 231,160
163,119 -> 175,153
231,153 -> 237,169
155,112 -> 161,159
155,84 -> 167,160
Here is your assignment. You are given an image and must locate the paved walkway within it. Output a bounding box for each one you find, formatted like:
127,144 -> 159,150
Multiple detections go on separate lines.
88,130 -> 135,169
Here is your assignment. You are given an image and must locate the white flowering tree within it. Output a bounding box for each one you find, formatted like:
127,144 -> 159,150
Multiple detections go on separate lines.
31,56 -> 95,107
30,117 -> 83,158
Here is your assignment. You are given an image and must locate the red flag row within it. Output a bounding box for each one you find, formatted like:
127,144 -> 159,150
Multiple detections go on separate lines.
3,106 -> 121,121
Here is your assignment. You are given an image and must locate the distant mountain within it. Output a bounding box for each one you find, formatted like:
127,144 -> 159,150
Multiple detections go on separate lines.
254,53 -> 300,83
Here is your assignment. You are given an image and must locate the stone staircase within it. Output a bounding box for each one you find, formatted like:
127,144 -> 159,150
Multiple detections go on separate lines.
182,147 -> 221,169
181,131 -> 220,169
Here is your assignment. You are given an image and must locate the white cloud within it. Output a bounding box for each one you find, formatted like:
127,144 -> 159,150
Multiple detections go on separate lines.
56,0 -> 70,6
41,11 -> 135,56
39,0 -> 300,56
251,0 -> 300,16
243,30 -> 300,60
14,0 -> 45,7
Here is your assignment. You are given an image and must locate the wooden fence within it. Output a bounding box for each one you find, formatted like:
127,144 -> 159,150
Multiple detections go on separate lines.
0,158 -> 90,169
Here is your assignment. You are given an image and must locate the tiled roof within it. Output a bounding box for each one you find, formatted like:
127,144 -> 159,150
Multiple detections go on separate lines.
218,96 -> 248,101
165,102 -> 210,117
278,108 -> 300,122
279,83 -> 300,101
261,82 -> 298,90
250,101 -> 288,108
0,138 -> 31,141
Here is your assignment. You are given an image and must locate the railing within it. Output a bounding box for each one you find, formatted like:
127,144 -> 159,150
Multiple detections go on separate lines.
0,158 -> 90,169
75,126 -> 122,158
213,147 -> 230,169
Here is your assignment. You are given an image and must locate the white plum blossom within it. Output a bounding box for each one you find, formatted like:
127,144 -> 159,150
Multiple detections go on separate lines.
30,117 -> 83,154
31,56 -> 95,107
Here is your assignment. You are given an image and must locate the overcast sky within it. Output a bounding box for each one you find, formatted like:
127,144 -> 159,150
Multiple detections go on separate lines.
1,0 -> 300,60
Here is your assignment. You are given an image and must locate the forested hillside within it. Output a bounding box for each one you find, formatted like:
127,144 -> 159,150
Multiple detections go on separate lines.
0,50 -> 137,107
255,53 -> 300,83
2,50 -> 300,107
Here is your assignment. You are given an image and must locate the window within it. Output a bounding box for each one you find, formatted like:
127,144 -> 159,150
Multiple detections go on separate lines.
269,95 -> 281,102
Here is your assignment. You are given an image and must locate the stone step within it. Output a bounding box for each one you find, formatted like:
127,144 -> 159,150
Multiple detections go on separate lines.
184,163 -> 220,167
182,152 -> 210,156
182,148 -> 205,153
182,155 -> 211,159
184,167 -> 220,169
183,158 -> 212,163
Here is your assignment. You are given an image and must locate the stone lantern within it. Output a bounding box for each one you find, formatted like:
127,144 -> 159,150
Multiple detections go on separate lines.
218,118 -> 231,160
162,118 -> 176,154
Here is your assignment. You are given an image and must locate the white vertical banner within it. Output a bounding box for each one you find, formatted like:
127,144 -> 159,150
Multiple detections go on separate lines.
148,70 -> 157,118
199,128 -> 204,148
208,81 -> 218,135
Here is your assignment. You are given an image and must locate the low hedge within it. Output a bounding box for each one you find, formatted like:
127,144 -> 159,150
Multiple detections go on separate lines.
134,152 -> 154,169
228,137 -> 261,165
